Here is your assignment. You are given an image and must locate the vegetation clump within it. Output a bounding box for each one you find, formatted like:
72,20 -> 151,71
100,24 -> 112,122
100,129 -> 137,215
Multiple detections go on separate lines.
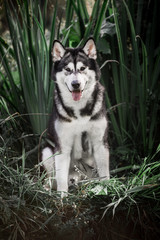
0,0 -> 160,239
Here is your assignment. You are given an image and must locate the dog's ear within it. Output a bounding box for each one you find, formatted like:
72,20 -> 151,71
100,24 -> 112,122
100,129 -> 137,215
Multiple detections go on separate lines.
52,41 -> 66,62
82,38 -> 97,59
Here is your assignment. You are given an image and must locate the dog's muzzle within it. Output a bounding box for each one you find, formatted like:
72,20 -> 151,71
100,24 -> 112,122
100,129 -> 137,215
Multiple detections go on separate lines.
71,80 -> 82,101
71,80 -> 80,90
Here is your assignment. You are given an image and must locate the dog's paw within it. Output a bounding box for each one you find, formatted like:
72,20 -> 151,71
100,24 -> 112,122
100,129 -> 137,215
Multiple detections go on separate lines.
60,191 -> 68,199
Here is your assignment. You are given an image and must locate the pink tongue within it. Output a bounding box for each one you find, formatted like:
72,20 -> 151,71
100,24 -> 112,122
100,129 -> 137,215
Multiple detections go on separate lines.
72,91 -> 82,101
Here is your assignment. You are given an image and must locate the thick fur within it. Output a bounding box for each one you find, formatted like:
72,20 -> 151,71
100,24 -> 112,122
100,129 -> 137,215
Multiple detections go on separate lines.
42,38 -> 110,194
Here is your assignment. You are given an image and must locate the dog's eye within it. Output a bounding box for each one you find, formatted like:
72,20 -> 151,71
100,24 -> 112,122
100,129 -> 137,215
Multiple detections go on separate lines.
80,66 -> 86,71
65,67 -> 71,72
80,67 -> 85,71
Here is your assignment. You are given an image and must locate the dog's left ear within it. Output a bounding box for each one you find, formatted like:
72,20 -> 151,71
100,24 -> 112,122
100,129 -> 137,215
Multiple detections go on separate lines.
52,40 -> 66,62
82,38 -> 97,59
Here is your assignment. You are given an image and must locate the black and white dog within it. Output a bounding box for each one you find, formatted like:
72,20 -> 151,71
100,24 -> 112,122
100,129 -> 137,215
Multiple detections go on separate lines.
42,38 -> 110,195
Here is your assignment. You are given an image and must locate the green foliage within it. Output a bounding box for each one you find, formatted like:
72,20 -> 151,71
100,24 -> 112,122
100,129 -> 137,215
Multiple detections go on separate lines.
0,1 -> 160,238
102,0 -> 160,159
62,0 -> 111,49
0,0 -> 57,134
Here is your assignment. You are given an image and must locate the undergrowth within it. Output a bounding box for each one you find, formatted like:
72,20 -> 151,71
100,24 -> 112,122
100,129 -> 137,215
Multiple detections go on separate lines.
0,129 -> 160,239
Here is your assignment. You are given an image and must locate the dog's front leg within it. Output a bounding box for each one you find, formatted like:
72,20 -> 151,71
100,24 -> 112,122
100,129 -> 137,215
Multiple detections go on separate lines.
91,119 -> 110,179
55,152 -> 71,195
93,145 -> 110,179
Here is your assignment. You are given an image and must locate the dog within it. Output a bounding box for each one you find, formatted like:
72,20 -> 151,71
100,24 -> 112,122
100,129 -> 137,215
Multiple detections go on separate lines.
42,38 -> 110,195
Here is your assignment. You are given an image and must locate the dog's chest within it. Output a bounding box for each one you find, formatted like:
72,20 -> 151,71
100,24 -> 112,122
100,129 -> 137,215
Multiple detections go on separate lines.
68,114 -> 92,133
55,113 -> 93,141
74,114 -> 91,130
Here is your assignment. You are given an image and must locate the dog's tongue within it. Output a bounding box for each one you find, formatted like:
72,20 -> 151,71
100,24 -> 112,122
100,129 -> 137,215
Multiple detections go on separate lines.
72,90 -> 82,101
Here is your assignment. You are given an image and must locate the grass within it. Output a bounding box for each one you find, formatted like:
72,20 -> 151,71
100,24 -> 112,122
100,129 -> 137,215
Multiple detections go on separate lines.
0,0 -> 58,134
0,109 -> 160,239
104,0 -> 160,159
1,0 -> 159,157
0,138 -> 160,239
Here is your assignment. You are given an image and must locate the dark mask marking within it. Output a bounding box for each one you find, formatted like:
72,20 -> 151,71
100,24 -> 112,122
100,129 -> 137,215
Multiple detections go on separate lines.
80,83 -> 99,117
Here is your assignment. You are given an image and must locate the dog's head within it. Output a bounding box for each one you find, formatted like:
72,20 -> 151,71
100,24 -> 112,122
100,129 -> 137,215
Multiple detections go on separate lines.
52,38 -> 101,101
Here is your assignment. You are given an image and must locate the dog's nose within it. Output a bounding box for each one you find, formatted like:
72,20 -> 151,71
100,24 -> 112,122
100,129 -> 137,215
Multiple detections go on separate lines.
71,80 -> 80,89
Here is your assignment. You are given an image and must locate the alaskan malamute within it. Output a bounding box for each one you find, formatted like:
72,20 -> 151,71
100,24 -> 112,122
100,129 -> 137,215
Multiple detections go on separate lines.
42,38 -> 110,195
